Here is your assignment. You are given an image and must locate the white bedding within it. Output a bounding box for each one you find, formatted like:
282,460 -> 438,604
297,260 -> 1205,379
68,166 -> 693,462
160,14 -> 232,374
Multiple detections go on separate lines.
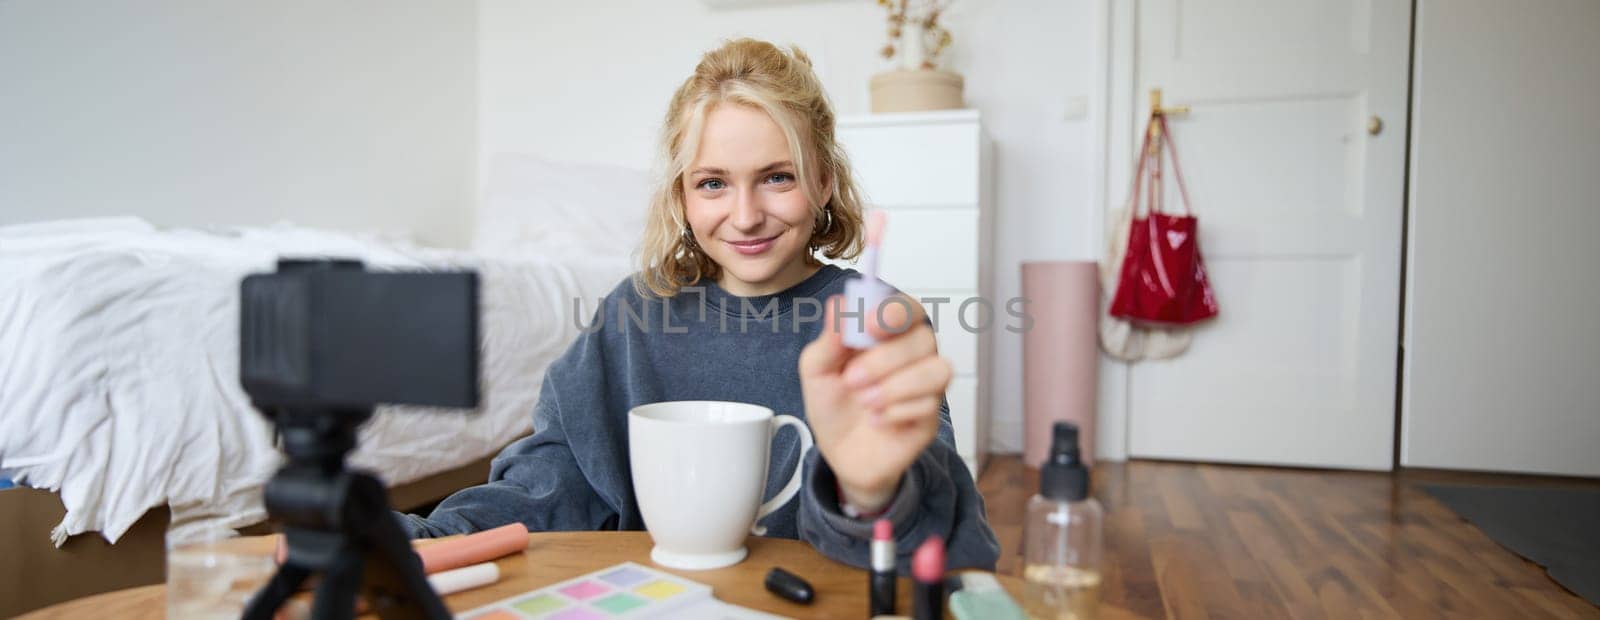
0,217 -> 630,545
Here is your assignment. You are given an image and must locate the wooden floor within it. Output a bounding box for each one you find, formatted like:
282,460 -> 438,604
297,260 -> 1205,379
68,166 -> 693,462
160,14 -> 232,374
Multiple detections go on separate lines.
975,456 -> 1600,618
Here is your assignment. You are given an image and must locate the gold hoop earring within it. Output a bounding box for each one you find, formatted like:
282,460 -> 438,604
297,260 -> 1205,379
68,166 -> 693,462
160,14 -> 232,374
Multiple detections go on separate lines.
815,207 -> 833,236
809,208 -> 833,254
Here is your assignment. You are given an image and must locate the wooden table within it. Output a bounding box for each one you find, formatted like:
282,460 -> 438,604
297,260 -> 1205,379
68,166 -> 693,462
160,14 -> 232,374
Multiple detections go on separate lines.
22,531 -> 1139,619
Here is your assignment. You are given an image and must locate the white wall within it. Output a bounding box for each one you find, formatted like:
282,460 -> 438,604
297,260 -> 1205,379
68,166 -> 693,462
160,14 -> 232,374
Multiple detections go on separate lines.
1401,0 -> 1600,476
0,1 -> 477,248
479,0 -> 1095,453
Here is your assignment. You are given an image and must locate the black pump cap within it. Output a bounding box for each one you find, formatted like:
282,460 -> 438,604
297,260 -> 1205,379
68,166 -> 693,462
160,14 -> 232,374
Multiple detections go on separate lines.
1039,422 -> 1089,501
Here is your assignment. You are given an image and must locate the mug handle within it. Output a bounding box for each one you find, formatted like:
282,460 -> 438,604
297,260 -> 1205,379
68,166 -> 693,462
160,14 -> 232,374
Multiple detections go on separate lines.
750,414 -> 815,536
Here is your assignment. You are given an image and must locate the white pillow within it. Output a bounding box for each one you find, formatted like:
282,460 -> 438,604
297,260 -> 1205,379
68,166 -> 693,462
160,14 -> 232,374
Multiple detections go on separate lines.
474,153 -> 650,259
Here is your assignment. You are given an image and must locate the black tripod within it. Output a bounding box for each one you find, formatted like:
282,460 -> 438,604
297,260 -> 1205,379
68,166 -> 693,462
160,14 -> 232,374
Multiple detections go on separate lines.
241,410 -> 449,620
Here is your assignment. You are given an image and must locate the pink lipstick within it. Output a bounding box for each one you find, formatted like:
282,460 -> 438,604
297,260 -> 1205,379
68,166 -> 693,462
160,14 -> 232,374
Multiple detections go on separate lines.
870,519 -> 897,616
842,211 -> 891,349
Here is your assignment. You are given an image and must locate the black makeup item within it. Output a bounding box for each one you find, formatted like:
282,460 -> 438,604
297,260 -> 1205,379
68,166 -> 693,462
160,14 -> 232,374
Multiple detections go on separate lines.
912,536 -> 946,620
943,574 -> 966,596
765,567 -> 815,605
870,518 -> 897,616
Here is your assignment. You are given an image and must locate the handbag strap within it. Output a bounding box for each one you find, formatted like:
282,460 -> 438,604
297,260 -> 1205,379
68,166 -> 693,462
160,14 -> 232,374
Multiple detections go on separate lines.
1123,118 -> 1157,217
1150,125 -> 1165,216
1155,114 -> 1195,216
1123,121 -> 1152,214
1122,113 -> 1197,218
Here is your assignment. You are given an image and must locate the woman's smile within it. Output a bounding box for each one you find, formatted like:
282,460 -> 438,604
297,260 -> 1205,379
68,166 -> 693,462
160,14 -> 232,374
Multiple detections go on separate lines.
725,232 -> 783,255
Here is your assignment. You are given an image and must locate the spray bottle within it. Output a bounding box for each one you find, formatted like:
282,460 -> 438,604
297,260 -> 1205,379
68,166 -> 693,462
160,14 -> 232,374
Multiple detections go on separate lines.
1022,422 -> 1103,619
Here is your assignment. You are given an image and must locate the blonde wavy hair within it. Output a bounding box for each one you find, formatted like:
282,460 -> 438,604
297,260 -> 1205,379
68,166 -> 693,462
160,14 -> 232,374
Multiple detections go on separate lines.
633,38 -> 866,298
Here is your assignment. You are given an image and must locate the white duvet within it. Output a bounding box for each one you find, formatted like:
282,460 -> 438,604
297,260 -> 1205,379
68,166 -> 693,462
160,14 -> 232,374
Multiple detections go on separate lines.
0,217 -> 629,545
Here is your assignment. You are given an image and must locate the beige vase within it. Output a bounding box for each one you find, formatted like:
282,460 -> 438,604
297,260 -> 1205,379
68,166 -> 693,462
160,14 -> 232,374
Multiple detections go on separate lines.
869,69 -> 965,113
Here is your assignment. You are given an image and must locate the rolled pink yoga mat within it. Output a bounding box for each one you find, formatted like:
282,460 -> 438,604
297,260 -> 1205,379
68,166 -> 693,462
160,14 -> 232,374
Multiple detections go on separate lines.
1021,261 -> 1099,467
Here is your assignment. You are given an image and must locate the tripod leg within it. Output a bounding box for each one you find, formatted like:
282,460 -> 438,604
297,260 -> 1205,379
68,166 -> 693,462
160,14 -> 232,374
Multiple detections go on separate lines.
312,549 -> 366,620
241,563 -> 312,620
310,546 -> 366,620
348,474 -> 450,619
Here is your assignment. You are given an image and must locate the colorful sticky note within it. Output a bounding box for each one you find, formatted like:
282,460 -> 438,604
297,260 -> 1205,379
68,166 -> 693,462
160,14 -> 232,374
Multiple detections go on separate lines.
465,610 -> 521,620
557,580 -> 611,601
455,562 -> 719,619
598,566 -> 652,588
634,580 -> 687,600
591,593 -> 648,615
547,608 -> 605,620
512,594 -> 566,615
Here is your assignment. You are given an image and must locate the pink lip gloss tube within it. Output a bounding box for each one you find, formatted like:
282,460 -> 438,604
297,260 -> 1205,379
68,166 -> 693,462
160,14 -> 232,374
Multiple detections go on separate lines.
843,211 -> 892,349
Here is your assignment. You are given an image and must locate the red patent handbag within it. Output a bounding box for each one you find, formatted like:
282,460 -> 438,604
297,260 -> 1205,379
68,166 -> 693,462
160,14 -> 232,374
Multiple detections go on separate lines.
1108,114 -> 1219,326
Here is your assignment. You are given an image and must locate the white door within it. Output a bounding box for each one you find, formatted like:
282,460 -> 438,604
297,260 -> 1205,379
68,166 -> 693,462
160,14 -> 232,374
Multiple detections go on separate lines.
1122,0 -> 1411,470
1401,0 -> 1600,477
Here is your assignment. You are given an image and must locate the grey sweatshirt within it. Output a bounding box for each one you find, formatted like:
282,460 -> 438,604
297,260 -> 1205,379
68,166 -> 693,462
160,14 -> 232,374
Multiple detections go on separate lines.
398,264 -> 1001,572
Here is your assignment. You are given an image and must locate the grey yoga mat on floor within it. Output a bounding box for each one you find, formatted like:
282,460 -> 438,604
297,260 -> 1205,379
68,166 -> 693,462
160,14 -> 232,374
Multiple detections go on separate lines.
1422,484 -> 1600,606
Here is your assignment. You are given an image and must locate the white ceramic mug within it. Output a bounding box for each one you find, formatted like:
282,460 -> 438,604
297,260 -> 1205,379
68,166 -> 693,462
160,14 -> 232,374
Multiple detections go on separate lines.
628,400 -> 815,570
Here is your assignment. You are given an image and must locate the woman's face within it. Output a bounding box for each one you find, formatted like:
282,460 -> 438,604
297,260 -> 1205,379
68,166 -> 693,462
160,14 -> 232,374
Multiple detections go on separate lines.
683,103 -> 819,297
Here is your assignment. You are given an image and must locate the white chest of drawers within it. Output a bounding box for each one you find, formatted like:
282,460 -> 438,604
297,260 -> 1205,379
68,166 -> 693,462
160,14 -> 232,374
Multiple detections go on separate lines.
834,109 -> 994,476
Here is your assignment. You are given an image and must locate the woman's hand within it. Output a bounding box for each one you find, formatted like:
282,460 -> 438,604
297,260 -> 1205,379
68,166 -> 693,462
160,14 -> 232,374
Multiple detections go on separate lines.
800,294 -> 953,514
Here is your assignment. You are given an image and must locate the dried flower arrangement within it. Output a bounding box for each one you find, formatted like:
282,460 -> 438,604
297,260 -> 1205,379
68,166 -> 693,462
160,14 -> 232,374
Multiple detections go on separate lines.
877,0 -> 953,70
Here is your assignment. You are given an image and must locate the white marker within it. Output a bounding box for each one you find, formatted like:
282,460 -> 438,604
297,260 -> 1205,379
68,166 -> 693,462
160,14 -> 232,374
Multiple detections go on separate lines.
428,561 -> 500,596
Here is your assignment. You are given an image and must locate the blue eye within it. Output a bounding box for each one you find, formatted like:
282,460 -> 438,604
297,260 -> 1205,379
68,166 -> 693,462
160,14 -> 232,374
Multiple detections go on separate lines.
697,178 -> 725,191
765,173 -> 794,185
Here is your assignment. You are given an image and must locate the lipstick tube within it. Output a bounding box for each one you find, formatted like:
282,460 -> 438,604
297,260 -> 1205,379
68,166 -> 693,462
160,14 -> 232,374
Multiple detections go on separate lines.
912,535 -> 945,620
870,519 -> 897,616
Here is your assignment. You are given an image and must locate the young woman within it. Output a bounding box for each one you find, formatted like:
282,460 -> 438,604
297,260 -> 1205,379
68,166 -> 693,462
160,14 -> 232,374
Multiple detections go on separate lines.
401,38 -> 999,570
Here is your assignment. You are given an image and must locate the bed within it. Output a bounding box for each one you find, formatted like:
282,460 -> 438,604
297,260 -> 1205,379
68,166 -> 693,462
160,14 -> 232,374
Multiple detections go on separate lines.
0,154 -> 648,615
